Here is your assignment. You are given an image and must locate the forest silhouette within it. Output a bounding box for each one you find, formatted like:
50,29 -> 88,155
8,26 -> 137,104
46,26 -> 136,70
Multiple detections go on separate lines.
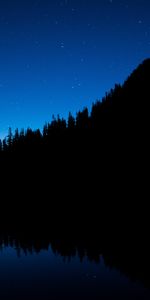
0,59 -> 150,253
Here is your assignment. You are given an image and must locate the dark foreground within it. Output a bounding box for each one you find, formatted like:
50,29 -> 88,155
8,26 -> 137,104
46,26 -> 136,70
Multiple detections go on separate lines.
0,127 -> 149,299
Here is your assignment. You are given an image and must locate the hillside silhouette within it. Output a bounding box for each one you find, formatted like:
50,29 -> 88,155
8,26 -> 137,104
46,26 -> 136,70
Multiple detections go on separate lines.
0,58 -> 150,247
1,58 -> 150,153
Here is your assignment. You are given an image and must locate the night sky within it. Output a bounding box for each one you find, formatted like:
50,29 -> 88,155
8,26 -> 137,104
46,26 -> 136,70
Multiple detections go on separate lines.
0,0 -> 150,138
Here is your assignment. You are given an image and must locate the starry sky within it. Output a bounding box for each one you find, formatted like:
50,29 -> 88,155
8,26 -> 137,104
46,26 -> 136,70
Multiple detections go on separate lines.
0,0 -> 150,138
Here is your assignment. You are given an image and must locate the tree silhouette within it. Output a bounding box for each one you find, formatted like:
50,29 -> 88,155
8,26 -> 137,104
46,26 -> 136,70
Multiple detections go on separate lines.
43,122 -> 48,138
0,139 -> 2,152
2,137 -> 7,152
7,127 -> 13,150
68,112 -> 75,129
76,107 -> 89,129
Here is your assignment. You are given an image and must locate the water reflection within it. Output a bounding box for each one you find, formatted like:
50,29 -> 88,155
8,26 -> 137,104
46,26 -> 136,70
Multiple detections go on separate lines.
0,235 -> 150,299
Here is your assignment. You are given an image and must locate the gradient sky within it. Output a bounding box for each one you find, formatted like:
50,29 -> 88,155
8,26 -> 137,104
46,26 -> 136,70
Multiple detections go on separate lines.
0,0 -> 150,138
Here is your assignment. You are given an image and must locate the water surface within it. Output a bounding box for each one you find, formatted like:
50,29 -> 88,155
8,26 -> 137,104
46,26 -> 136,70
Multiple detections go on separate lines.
0,242 -> 150,299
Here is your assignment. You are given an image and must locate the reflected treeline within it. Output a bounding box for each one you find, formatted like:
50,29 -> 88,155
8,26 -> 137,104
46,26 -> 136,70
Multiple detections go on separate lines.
0,233 -> 101,263
1,232 -> 150,289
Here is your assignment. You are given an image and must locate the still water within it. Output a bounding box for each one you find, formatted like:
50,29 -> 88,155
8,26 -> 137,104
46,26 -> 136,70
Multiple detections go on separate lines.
0,243 -> 150,300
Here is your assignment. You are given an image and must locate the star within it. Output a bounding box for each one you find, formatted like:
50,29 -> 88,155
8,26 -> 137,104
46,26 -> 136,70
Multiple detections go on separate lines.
58,42 -> 65,49
61,43 -> 64,49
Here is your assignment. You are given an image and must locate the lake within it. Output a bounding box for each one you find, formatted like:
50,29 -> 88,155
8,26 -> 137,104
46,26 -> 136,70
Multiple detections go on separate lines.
0,237 -> 150,300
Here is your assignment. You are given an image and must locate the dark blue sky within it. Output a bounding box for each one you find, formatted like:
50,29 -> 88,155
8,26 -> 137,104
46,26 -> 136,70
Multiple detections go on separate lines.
0,0 -> 150,138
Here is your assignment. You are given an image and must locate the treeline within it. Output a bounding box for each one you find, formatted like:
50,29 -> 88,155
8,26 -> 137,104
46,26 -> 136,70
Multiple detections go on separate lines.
0,85 -> 119,153
0,107 -> 88,152
0,58 -> 149,204
1,58 -> 150,155
0,59 -> 150,250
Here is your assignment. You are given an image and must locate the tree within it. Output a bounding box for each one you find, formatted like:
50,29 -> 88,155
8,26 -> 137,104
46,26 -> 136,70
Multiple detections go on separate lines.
35,129 -> 41,139
14,128 -> 19,141
76,108 -> 89,129
20,128 -> 25,138
2,138 -> 7,152
7,127 -> 13,149
19,128 -> 25,149
0,139 -> 2,152
43,123 -> 48,138
68,112 -> 75,129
